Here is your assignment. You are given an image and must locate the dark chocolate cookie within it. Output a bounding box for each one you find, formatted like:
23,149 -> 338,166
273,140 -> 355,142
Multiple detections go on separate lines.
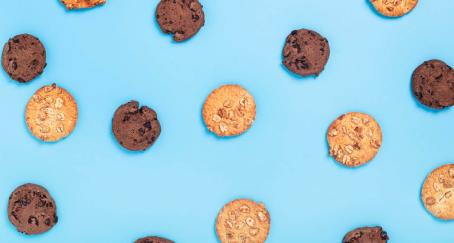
156,0 -> 205,42
282,29 -> 330,77
112,101 -> 161,151
412,59 -> 454,109
135,236 -> 174,243
343,226 -> 389,243
2,34 -> 46,83
8,183 -> 58,235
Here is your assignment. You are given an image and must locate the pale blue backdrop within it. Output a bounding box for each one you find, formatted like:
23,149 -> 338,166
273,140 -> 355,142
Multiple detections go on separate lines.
0,0 -> 453,242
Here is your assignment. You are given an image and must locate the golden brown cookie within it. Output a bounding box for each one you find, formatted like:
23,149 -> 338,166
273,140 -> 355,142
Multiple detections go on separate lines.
61,0 -> 106,10
421,164 -> 454,220
202,85 -> 256,137
25,83 -> 78,142
216,199 -> 270,243
327,112 -> 382,167
370,0 -> 418,17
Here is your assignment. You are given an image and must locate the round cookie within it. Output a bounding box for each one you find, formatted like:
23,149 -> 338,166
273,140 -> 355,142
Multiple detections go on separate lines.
2,34 -> 46,83
216,199 -> 270,243
327,112 -> 382,167
156,0 -> 205,42
370,0 -> 418,17
61,0 -> 106,10
202,85 -> 256,137
8,183 -> 58,235
25,83 -> 78,142
135,236 -> 174,243
112,101 -> 161,151
421,164 -> 454,220
412,59 -> 454,109
342,226 -> 389,243
282,29 -> 330,77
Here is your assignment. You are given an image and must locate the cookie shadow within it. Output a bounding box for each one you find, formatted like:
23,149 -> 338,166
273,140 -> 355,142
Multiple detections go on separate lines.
418,166 -> 454,223
408,78 -> 451,113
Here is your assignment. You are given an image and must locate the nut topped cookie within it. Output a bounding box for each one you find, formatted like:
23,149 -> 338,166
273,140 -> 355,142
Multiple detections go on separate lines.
202,85 -> 256,137
412,59 -> 454,110
216,199 -> 270,243
25,83 -> 78,142
327,112 -> 382,167
2,34 -> 46,83
342,226 -> 389,243
61,0 -> 106,10
282,29 -> 330,77
135,236 -> 174,243
112,101 -> 161,151
8,183 -> 58,235
156,0 -> 205,42
421,164 -> 454,220
370,0 -> 418,17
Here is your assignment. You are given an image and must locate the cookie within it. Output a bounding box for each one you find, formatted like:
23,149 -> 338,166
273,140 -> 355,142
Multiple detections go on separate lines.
1,34 -> 46,83
135,236 -> 174,243
8,183 -> 58,235
370,0 -> 418,17
25,83 -> 78,142
342,226 -> 389,243
412,59 -> 454,109
327,112 -> 382,167
112,101 -> 161,151
421,164 -> 454,220
61,0 -> 106,10
216,199 -> 270,243
156,0 -> 205,42
202,85 -> 256,137
282,29 -> 330,77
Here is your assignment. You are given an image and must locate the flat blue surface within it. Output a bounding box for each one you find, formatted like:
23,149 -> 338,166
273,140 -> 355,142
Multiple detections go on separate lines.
0,0 -> 453,242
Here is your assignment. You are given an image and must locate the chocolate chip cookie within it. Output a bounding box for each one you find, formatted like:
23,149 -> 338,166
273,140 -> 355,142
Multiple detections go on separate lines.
156,0 -> 205,42
421,164 -> 454,220
412,59 -> 454,109
25,83 -> 78,142
8,183 -> 58,235
2,34 -> 46,83
370,0 -> 418,17
112,101 -> 161,151
327,112 -> 382,167
343,226 -> 389,243
61,0 -> 106,10
282,29 -> 330,77
202,85 -> 256,137
135,236 -> 174,243
216,199 -> 270,243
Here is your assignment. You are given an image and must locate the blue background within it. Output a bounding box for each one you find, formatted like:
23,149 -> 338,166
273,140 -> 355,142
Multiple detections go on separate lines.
0,0 -> 453,242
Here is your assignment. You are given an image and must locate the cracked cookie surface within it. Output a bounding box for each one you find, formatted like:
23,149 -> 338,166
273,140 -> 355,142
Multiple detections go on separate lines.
112,101 -> 161,151
135,236 -> 174,243
370,0 -> 418,17
2,34 -> 46,83
421,164 -> 454,220
342,226 -> 389,243
202,84 -> 256,137
216,199 -> 270,243
61,0 -> 106,10
327,112 -> 382,167
282,28 -> 330,77
156,0 -> 205,42
8,184 -> 58,235
25,83 -> 78,142
412,59 -> 454,109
